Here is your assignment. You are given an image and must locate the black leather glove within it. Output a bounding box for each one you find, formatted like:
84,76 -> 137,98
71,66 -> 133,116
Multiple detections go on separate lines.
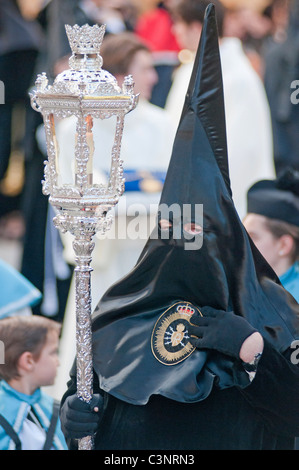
188,306 -> 257,359
60,393 -> 103,440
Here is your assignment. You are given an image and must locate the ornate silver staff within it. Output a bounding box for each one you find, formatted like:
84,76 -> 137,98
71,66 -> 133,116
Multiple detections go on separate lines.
30,23 -> 138,450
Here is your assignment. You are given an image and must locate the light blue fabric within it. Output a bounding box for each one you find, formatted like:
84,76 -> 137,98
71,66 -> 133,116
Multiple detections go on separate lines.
0,381 -> 67,450
0,259 -> 41,319
279,261 -> 299,303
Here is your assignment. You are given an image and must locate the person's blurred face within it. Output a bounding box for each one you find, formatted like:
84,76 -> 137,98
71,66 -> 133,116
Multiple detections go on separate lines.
243,213 -> 281,269
31,330 -> 60,389
127,50 -> 158,101
171,20 -> 202,51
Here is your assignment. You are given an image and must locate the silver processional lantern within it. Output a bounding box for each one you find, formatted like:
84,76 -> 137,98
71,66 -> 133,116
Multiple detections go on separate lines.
30,23 -> 138,450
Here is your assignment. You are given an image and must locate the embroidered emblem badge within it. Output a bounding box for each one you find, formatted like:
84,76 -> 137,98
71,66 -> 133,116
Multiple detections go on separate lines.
151,301 -> 202,365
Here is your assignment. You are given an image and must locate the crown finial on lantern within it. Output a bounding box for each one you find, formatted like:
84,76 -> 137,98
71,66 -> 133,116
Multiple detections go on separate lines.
65,23 -> 106,55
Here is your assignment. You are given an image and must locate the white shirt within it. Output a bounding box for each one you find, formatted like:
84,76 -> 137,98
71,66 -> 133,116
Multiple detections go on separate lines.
18,413 -> 46,450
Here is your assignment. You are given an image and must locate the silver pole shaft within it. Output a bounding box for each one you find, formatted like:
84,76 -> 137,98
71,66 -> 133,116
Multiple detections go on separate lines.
73,234 -> 95,450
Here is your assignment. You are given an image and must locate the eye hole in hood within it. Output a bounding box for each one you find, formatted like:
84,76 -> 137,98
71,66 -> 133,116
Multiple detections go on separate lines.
184,222 -> 203,235
159,219 -> 173,230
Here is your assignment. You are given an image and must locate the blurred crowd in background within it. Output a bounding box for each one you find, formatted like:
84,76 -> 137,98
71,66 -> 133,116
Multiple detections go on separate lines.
0,0 -> 299,330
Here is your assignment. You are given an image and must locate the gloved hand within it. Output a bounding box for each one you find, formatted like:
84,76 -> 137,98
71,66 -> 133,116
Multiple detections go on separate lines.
188,306 -> 257,359
60,393 -> 103,440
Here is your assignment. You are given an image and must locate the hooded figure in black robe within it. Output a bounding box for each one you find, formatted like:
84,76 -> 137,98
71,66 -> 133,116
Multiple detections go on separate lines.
60,4 -> 299,450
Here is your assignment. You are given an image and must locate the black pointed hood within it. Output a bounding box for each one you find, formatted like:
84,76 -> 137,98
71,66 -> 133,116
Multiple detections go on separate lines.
91,4 -> 299,405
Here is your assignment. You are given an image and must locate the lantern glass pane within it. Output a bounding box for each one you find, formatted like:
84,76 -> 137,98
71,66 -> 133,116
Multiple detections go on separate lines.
91,115 -> 118,185
55,115 -> 77,186
54,113 -> 121,190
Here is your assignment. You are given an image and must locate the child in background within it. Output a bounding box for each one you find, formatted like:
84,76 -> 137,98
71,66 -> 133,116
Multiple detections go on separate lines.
0,315 -> 67,450
243,169 -> 299,302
